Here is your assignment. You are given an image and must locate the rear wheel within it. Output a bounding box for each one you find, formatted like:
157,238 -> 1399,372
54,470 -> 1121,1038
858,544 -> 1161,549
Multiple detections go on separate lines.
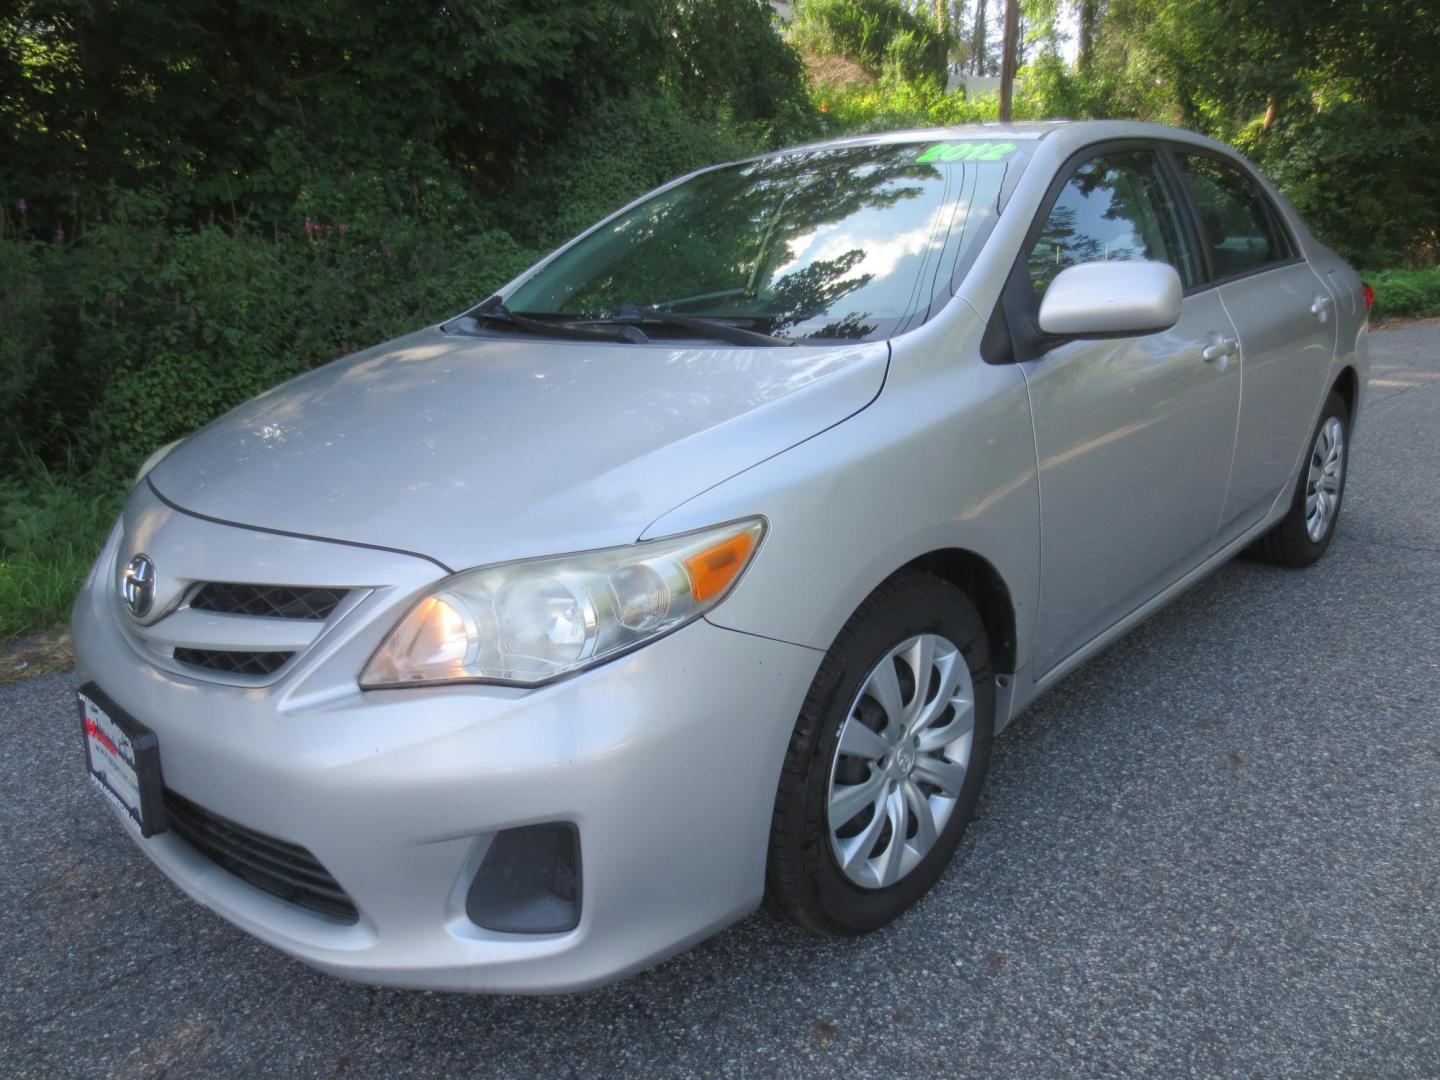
1249,390 -> 1350,567
765,572 -> 994,936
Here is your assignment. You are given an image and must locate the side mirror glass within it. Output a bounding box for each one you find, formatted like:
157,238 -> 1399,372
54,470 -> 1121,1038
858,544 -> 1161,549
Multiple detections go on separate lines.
1036,260 -> 1183,339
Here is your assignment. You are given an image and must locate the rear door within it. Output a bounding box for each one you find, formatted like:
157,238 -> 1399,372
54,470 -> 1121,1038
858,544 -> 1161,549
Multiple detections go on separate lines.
1169,150 -> 1338,548
1016,145 -> 1243,675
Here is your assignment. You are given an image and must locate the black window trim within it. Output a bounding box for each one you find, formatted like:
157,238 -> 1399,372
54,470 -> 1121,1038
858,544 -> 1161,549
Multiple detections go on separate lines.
982,136 -> 1305,366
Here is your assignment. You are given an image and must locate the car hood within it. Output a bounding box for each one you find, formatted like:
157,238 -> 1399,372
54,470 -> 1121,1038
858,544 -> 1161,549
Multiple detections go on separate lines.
148,326 -> 888,570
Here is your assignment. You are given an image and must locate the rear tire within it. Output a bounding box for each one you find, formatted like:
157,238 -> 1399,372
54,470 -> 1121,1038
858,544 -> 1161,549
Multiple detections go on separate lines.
765,572 -> 994,936
1248,390 -> 1349,568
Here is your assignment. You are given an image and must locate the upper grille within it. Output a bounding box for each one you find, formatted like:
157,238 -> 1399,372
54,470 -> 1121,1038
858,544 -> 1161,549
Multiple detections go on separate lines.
163,788 -> 359,923
173,647 -> 293,677
190,582 -> 347,621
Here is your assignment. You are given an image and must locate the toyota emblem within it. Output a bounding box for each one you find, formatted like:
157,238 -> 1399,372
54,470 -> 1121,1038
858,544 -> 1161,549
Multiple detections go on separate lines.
121,554 -> 156,619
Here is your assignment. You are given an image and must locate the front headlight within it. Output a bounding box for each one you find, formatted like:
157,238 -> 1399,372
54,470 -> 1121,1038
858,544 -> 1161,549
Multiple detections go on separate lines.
360,518 -> 765,688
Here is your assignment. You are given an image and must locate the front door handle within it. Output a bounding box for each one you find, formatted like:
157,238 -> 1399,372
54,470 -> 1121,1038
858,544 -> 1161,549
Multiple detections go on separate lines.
1202,336 -> 1239,364
1311,295 -> 1333,322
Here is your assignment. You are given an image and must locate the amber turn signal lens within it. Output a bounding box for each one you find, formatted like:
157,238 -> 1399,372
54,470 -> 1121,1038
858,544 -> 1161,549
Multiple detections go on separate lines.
684,531 -> 756,602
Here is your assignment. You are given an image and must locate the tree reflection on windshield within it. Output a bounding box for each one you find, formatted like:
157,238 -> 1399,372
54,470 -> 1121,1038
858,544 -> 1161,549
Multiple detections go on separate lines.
505,142 -> 1015,341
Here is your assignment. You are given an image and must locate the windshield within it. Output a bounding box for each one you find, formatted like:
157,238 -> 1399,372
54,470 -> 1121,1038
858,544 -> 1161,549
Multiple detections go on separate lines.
502,140 -> 1025,342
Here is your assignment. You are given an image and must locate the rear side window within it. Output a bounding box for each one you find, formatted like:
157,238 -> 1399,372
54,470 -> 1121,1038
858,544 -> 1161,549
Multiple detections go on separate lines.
1027,150 -> 1195,297
1175,153 -> 1286,279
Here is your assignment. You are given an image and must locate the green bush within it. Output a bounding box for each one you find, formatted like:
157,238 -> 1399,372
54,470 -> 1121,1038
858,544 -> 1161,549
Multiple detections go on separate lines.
0,241 -> 53,451
816,79 -> 991,133
0,457 -> 124,640
1364,267 -> 1440,322
790,0 -> 949,84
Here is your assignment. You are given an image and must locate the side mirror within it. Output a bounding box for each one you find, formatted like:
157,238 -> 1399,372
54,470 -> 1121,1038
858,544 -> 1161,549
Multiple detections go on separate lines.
1037,260 -> 1183,339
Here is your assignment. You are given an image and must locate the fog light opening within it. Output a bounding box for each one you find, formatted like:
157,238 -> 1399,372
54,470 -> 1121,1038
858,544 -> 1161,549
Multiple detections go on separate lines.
466,823 -> 581,934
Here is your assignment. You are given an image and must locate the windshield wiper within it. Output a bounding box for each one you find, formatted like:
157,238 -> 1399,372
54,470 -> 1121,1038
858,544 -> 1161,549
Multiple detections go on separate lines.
469,298 -> 650,344
593,305 -> 796,348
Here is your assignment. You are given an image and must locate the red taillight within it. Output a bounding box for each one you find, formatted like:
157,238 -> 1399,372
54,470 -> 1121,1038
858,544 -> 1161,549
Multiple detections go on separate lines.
1362,282 -> 1375,311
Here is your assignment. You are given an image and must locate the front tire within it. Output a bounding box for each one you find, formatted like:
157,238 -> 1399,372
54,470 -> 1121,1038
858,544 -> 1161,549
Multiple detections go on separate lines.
765,572 -> 994,936
1249,389 -> 1350,567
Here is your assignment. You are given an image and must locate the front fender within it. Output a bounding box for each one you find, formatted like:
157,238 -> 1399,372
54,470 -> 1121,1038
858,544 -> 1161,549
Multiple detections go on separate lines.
641,310 -> 1041,683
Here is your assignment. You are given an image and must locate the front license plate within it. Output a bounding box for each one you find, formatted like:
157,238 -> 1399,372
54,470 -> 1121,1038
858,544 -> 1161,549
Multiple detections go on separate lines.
78,684 -> 166,838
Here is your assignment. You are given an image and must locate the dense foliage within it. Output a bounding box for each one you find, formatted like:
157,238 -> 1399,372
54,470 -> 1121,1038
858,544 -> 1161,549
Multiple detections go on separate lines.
789,0 -> 950,84
1080,0 -> 1440,269
0,2 -> 815,470
800,0 -> 1440,295
1,0 -> 1437,639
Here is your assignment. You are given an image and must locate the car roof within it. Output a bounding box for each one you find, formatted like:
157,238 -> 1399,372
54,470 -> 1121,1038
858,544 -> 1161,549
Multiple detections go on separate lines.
774,119 -> 1234,158
794,120 -> 1067,150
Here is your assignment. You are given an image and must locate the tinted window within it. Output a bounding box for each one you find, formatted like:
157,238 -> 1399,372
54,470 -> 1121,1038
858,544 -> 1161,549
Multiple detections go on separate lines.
1027,150 -> 1194,296
504,141 -> 1024,341
1176,153 -> 1284,278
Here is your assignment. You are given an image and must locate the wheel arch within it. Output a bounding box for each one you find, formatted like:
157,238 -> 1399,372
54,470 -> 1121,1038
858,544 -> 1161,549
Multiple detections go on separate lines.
900,548 -> 1018,676
1331,364 -> 1359,422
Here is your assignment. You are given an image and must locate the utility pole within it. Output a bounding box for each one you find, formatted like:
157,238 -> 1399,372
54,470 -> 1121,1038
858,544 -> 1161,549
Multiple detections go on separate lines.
998,0 -> 1019,122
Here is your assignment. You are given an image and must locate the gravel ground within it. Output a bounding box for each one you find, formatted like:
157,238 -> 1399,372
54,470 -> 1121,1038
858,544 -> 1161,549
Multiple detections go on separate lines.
2,323 -> 1437,1079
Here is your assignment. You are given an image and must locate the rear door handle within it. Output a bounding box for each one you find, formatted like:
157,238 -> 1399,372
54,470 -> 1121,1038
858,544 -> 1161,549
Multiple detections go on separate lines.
1202,336 -> 1239,363
1311,295 -> 1333,321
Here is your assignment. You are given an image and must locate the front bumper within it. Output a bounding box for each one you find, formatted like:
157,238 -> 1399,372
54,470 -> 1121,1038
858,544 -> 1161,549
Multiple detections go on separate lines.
72,514 -> 820,993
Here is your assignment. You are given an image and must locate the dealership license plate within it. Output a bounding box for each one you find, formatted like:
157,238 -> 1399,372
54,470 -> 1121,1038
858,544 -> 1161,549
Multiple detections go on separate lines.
78,685 -> 166,838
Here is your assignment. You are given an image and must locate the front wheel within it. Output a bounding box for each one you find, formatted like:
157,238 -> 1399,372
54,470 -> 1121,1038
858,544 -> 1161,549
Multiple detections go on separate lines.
1248,389 -> 1350,567
765,572 -> 994,936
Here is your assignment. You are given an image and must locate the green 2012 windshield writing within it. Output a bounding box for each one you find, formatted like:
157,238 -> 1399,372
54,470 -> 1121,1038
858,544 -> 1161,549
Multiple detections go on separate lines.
915,141 -> 1016,163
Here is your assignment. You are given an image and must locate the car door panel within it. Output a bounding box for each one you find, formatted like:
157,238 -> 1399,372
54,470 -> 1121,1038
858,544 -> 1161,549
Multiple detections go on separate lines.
1012,145 -> 1241,677
1168,150 -> 1341,550
1024,291 -> 1241,674
1213,265 -> 1337,547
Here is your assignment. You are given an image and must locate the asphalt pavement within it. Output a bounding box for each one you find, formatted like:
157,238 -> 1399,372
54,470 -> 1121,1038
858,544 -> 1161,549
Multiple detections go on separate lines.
2,323 -> 1437,1078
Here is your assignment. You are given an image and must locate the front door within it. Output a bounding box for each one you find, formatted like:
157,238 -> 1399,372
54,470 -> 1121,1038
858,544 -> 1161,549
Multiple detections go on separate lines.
1019,148 -> 1242,675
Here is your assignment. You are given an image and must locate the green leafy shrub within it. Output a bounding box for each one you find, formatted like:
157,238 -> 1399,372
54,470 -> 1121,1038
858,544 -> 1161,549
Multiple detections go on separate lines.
790,0 -> 949,85
816,79 -> 991,133
0,241 -> 53,454
0,457 -> 124,640
1364,267 -> 1440,321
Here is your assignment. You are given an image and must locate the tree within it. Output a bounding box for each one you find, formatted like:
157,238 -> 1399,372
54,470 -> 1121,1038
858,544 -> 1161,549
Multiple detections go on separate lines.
0,0 -> 812,236
971,0 -> 989,74
998,0 -> 1020,120
1076,0 -> 1101,70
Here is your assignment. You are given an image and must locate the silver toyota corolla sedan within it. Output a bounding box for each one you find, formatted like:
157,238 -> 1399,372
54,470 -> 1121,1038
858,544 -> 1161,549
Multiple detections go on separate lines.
73,120 -> 1370,993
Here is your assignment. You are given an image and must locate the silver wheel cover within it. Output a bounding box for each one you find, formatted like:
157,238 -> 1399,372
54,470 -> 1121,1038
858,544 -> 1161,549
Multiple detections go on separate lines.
826,633 -> 975,890
1305,416 -> 1345,542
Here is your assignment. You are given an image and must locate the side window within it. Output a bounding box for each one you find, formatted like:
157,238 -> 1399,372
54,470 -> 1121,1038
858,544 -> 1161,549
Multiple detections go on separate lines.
1175,153 -> 1285,278
1027,150 -> 1195,297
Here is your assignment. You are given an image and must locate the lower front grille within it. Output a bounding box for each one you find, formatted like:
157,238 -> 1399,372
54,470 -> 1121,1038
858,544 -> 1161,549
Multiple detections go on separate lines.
163,788 -> 358,923
173,648 -> 293,677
